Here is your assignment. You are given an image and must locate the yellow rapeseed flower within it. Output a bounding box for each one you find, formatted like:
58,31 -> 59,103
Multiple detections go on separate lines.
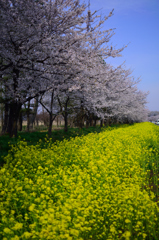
11,236 -> 20,240
1,122 -> 159,240
12,222 -> 23,231
3,228 -> 12,234
28,204 -> 35,212
22,232 -> 32,239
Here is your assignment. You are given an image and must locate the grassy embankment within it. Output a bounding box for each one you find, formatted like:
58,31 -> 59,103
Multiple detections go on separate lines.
0,122 -> 159,239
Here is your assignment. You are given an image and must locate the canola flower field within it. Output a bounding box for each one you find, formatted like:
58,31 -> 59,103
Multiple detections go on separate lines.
0,122 -> 159,240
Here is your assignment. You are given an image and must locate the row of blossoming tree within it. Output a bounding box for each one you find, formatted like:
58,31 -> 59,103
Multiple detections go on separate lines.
0,0 -> 148,136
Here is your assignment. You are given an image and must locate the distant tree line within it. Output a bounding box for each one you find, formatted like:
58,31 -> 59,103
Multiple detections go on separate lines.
148,111 -> 159,122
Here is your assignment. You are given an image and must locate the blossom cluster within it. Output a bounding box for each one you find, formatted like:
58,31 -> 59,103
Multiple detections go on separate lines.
0,0 -> 148,137
0,122 -> 159,239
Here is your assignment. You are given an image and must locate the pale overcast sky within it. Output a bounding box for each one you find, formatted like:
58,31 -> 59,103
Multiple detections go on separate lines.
87,0 -> 159,111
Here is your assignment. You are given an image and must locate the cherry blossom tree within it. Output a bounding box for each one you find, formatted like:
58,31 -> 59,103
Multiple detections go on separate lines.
66,60 -> 148,126
0,0 -> 125,136
0,0 -> 148,136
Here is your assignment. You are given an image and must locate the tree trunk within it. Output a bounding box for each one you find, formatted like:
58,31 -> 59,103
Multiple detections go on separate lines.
89,117 -> 93,127
64,113 -> 68,132
7,68 -> 21,137
86,119 -> 89,128
0,80 -> 3,129
56,116 -> 59,127
100,119 -> 103,127
48,114 -> 53,136
79,115 -> 84,128
47,91 -> 54,135
30,97 -> 38,130
0,103 -> 4,130
64,97 -> 69,132
78,101 -> 85,129
18,110 -> 23,131
93,118 -> 97,127
104,118 -> 110,126
7,101 -> 22,137
27,100 -> 30,132
1,103 -> 9,134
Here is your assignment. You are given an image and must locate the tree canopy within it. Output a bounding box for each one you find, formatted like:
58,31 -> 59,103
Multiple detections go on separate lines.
0,0 -> 148,136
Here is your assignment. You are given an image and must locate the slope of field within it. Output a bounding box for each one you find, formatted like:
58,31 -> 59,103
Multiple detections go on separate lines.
0,122 -> 159,240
